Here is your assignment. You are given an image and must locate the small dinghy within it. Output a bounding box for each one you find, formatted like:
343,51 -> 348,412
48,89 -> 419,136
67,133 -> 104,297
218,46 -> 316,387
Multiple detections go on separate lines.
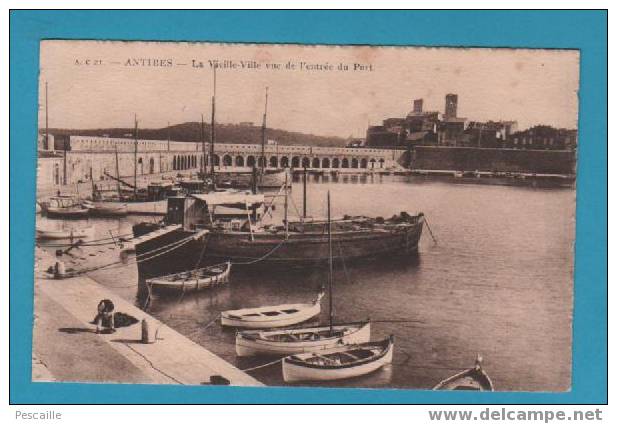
236,321 -> 371,357
433,356 -> 494,391
282,335 -> 394,382
36,225 -> 95,240
146,262 -> 231,292
83,200 -> 128,217
221,292 -> 324,329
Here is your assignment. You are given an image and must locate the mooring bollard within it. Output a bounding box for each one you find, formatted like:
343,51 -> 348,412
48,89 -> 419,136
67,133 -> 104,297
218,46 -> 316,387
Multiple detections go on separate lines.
54,261 -> 66,279
141,318 -> 156,344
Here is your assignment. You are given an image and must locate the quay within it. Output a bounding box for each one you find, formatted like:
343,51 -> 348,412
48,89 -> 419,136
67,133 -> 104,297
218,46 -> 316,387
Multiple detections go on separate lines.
32,247 -> 262,386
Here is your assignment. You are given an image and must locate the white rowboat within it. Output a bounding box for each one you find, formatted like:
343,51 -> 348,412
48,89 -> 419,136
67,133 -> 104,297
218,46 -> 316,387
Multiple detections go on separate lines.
235,321 -> 371,357
221,292 -> 324,329
146,262 -> 231,292
282,335 -> 394,382
36,226 -> 95,240
83,200 -> 128,217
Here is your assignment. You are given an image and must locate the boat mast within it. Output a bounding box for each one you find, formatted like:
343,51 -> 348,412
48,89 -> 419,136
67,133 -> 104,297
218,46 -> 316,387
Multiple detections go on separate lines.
167,121 -> 171,152
133,114 -> 138,198
114,145 -> 121,197
303,166 -> 308,219
209,66 -> 217,182
45,81 -> 49,150
327,190 -> 333,333
284,171 -> 289,239
261,87 -> 269,176
201,113 -> 206,178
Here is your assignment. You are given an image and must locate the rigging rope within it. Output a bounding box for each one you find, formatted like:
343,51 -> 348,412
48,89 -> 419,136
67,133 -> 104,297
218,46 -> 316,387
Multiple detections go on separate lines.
64,234 -> 196,276
423,215 -> 438,244
38,232 -> 134,247
337,241 -> 352,285
230,237 -> 288,266
240,358 -> 282,372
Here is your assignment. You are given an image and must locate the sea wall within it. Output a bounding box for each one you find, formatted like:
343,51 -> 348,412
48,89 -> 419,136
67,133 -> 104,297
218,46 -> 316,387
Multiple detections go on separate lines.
410,146 -> 576,174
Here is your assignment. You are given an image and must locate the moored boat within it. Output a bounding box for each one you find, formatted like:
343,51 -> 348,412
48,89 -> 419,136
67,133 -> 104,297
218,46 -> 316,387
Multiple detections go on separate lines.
42,196 -> 90,219
215,168 -> 291,189
146,261 -> 231,292
135,213 -> 424,273
281,335 -> 394,382
432,356 -> 494,391
83,200 -> 128,217
236,321 -> 371,357
221,292 -> 324,329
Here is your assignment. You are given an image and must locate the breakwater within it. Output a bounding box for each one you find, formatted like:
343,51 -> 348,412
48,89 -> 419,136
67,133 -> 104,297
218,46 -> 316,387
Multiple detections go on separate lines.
410,146 -> 576,175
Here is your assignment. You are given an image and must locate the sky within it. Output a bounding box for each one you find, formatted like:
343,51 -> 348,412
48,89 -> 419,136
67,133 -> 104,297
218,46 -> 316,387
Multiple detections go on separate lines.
39,41 -> 580,138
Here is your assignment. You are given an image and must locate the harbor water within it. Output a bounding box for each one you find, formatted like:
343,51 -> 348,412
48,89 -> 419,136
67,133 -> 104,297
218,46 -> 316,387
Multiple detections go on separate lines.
37,175 -> 575,391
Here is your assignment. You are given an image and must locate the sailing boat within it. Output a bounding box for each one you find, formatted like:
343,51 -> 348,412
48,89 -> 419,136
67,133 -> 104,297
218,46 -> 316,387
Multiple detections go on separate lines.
214,87 -> 290,190
84,116 -> 175,215
133,175 -> 424,270
83,153 -> 128,216
235,191 -> 370,357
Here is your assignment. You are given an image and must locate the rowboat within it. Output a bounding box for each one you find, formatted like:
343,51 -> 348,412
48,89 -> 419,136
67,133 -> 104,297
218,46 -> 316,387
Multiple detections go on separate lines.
433,356 -> 494,391
235,192 -> 371,357
36,225 -> 95,240
221,292 -> 324,329
236,321 -> 371,357
83,200 -> 129,217
146,262 -> 231,292
42,196 -> 90,219
215,168 -> 291,189
282,335 -> 394,382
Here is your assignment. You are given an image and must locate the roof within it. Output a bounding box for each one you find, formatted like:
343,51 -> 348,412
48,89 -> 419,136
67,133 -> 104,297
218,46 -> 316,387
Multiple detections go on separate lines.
190,191 -> 265,207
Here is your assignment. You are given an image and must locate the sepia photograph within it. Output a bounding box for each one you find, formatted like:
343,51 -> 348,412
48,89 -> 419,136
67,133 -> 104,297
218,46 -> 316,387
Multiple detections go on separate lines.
31,40 -> 579,392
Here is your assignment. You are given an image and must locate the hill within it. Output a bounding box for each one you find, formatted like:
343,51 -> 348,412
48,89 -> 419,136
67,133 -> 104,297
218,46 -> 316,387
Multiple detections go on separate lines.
45,122 -> 350,148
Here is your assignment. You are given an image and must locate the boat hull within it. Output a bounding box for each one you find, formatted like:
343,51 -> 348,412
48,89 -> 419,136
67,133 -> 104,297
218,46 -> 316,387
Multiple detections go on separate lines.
235,322 -> 371,357
282,338 -> 394,382
45,208 -> 90,219
146,262 -> 231,292
87,201 -> 129,217
215,169 -> 291,189
221,301 -> 321,329
433,366 -> 494,391
134,217 -> 423,275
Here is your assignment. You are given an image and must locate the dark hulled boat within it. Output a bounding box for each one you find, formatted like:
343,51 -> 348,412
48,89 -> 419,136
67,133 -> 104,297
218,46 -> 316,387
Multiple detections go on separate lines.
133,192 -> 424,276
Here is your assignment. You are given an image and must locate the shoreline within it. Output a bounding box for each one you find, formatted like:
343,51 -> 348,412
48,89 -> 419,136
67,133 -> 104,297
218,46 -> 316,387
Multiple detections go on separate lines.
32,247 -> 263,387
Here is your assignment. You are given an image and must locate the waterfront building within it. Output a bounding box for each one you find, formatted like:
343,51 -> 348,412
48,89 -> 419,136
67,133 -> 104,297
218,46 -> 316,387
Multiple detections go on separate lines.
508,126 -> 578,150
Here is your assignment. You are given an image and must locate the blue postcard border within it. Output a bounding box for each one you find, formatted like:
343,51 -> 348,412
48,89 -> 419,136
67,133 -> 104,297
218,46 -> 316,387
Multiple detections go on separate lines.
9,10 -> 607,404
